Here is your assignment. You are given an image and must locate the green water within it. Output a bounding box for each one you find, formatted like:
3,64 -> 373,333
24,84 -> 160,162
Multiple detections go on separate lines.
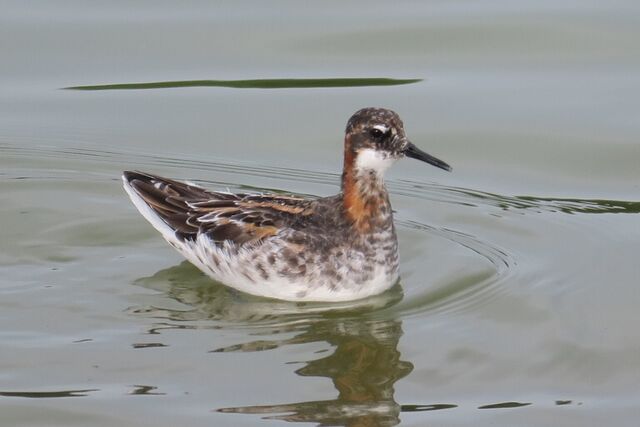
1,1 -> 639,426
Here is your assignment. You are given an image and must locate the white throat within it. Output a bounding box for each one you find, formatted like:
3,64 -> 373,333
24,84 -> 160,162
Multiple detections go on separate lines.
355,148 -> 397,176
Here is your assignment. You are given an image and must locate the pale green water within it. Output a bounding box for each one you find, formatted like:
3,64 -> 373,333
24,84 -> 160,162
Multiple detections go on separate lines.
1,1 -> 640,426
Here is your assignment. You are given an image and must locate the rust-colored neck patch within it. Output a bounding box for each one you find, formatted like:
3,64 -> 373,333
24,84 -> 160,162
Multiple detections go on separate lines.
341,137 -> 390,232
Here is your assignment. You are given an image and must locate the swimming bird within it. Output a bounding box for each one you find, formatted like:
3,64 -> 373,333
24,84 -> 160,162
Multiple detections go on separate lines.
123,107 -> 451,302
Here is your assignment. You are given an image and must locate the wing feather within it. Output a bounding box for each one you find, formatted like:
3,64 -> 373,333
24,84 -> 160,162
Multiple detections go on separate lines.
123,171 -> 313,246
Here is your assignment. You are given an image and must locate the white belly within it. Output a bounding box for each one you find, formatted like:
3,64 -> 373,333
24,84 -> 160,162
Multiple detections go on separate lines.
174,234 -> 399,302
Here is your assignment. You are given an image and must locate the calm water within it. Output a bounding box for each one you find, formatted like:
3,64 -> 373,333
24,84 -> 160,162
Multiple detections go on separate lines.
1,1 -> 639,426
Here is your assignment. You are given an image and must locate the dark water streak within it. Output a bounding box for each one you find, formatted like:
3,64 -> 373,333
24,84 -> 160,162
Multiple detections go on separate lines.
0,389 -> 98,398
63,78 -> 422,91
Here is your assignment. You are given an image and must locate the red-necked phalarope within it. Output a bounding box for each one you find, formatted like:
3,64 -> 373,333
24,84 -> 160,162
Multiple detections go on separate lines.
123,107 -> 451,302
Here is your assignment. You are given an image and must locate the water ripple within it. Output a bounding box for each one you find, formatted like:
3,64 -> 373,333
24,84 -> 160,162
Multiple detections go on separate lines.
2,142 -> 636,325
2,142 -> 636,215
389,218 -> 515,319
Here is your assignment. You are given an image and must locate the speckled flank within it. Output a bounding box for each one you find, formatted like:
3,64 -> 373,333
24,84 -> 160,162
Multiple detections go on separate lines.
122,107 -> 450,301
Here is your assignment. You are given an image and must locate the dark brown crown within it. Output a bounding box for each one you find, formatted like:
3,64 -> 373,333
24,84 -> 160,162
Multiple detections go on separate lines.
345,107 -> 404,134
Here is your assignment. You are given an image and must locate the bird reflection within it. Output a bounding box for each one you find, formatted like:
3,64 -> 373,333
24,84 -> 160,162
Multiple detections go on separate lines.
217,317 -> 413,426
134,262 -> 413,426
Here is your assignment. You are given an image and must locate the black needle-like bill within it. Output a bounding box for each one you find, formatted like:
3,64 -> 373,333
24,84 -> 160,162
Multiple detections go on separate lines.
404,142 -> 452,172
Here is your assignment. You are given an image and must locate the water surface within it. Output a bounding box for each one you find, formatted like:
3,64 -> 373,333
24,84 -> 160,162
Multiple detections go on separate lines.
1,1 -> 639,426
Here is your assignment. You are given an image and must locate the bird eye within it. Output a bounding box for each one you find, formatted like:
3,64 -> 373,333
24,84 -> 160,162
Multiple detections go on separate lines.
370,128 -> 384,138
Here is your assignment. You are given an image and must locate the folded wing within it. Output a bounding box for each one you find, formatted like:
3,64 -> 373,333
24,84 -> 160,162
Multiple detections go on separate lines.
122,171 -> 313,246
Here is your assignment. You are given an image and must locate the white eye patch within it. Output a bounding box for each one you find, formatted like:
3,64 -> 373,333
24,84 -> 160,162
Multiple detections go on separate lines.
373,124 -> 389,134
